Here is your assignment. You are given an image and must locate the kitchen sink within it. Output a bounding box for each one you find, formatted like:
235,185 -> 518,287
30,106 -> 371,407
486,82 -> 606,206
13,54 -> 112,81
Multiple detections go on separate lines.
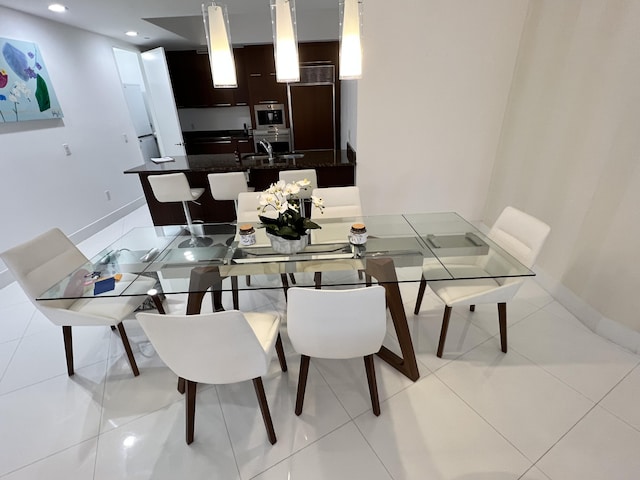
278,153 -> 304,160
242,154 -> 270,161
242,153 -> 305,163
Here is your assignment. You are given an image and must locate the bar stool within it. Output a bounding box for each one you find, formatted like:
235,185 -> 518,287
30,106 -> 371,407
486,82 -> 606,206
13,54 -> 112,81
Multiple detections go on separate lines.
279,169 -> 317,217
208,172 -> 251,220
147,173 -> 213,248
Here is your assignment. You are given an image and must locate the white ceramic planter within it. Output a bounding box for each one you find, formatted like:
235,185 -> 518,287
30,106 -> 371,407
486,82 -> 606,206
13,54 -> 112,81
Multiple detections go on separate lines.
266,232 -> 309,254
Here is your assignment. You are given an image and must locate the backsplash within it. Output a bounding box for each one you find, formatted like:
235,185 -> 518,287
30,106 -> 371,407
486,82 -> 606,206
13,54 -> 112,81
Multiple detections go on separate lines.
178,106 -> 252,132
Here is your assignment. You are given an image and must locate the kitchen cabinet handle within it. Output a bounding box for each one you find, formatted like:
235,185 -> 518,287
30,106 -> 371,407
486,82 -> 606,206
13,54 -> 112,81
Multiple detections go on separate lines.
211,140 -> 232,144
238,140 -> 249,143
249,73 -> 262,77
236,102 -> 248,106
213,103 -> 232,107
259,100 -> 279,104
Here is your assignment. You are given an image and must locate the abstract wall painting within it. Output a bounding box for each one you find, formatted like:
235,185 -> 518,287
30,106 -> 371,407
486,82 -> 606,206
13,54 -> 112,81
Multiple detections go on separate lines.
0,37 -> 63,122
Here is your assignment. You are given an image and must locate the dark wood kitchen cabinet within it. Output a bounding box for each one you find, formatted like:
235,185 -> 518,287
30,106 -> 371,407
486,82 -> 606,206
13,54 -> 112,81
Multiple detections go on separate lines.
166,50 -> 247,107
242,44 -> 287,106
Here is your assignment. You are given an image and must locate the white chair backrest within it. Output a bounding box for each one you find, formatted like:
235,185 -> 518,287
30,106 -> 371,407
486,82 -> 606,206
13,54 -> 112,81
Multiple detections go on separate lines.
488,206 -> 551,268
136,310 -> 269,384
208,172 -> 249,201
279,169 -> 317,200
236,191 -> 261,223
287,286 -> 387,359
311,186 -> 362,219
148,173 -> 194,203
1,228 -> 86,310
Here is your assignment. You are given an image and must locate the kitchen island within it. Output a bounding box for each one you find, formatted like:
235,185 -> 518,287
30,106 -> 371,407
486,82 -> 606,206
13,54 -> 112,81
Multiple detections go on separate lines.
124,150 -> 356,225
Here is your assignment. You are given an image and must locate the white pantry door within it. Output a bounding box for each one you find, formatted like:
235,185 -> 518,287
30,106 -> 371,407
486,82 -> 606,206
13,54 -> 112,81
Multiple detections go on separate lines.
140,47 -> 186,157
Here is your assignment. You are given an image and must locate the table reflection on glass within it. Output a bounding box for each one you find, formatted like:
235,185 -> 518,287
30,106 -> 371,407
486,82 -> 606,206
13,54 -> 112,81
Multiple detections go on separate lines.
37,213 -> 535,381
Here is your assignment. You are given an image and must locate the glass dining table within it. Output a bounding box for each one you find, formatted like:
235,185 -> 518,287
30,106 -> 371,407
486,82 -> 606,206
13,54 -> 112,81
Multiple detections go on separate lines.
37,213 -> 535,382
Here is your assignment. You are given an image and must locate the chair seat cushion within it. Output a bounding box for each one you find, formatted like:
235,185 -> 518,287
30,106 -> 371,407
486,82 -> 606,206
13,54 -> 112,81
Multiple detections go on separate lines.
427,264 -> 524,307
68,273 -> 156,322
190,188 -> 205,201
245,311 -> 280,356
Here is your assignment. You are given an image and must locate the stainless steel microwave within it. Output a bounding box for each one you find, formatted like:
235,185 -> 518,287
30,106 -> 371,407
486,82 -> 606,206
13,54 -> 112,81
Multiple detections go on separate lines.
254,103 -> 286,128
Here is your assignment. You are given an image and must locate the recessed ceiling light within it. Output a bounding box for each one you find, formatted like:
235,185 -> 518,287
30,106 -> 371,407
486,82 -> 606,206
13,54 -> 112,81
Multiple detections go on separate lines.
48,3 -> 68,13
125,31 -> 139,37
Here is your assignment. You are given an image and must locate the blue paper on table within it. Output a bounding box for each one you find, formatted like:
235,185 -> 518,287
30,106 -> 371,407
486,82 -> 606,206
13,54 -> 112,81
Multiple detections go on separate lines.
93,277 -> 116,295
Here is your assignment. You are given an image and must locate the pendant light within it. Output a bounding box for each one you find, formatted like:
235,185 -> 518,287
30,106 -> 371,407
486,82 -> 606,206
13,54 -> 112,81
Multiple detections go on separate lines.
339,0 -> 363,80
270,0 -> 300,83
203,2 -> 238,88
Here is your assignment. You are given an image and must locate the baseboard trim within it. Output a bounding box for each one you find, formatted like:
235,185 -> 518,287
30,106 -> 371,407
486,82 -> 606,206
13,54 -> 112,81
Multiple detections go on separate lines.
0,197 -> 146,290
533,267 -> 640,355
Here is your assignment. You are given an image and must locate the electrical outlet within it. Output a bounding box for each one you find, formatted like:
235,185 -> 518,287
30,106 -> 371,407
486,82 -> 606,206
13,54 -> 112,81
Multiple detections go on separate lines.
62,143 -> 71,156
105,190 -> 111,201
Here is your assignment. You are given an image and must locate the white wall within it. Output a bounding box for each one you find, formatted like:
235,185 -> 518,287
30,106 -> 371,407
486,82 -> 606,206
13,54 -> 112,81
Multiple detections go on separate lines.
0,7 -> 146,284
340,80 -> 357,149
356,0 -> 529,219
484,1 -> 640,339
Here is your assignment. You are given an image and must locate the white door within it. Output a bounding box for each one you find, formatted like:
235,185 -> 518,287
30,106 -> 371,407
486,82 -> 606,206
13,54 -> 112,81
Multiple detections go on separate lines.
140,47 -> 186,157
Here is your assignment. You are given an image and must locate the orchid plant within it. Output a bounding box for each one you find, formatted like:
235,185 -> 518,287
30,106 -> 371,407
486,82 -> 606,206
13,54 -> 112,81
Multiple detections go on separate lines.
258,179 -> 324,240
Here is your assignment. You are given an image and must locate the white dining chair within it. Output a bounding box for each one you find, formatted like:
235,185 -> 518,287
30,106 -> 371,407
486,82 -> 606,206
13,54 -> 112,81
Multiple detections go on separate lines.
308,186 -> 364,286
208,171 -> 251,219
287,286 -> 387,416
279,169 -> 317,217
147,173 -> 211,247
414,206 -> 551,357
136,309 -> 287,445
0,228 -> 156,376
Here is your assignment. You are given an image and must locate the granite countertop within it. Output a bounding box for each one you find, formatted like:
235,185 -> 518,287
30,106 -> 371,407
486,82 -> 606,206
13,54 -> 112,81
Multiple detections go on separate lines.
124,150 -> 354,174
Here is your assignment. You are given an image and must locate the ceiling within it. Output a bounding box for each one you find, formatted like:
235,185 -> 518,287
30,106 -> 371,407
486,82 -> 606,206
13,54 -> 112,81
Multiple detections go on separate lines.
0,0 -> 340,50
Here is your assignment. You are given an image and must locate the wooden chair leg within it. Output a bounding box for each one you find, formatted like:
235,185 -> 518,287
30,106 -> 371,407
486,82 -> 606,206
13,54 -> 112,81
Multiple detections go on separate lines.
177,377 -> 185,394
498,302 -> 507,353
116,322 -> 140,376
275,333 -> 288,372
314,272 -> 322,289
436,306 -> 453,358
363,354 -> 381,416
470,304 -> 476,312
231,276 -> 239,310
365,273 -> 372,287
245,275 -> 251,286
280,273 -> 290,300
414,276 -> 428,314
62,326 -> 74,376
186,380 -> 197,444
253,377 -> 277,444
288,273 -> 297,285
295,355 -> 311,415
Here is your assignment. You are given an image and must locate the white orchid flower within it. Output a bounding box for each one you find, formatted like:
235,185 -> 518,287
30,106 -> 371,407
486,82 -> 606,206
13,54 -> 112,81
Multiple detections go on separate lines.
285,183 -> 301,196
296,179 -> 311,188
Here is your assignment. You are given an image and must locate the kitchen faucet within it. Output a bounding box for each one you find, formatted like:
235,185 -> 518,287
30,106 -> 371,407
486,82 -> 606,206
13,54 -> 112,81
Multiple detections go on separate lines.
259,139 -> 274,163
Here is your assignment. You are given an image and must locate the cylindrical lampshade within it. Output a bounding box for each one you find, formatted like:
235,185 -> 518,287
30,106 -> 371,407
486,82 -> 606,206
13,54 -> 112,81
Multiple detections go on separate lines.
339,0 -> 363,80
271,0 -> 300,83
205,3 -> 238,88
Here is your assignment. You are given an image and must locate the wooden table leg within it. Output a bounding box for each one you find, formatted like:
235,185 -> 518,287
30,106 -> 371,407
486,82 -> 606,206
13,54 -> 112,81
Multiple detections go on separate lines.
186,266 -> 225,315
365,257 -> 420,382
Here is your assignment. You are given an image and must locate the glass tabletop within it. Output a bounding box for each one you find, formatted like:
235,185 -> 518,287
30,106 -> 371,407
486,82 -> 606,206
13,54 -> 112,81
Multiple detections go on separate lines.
37,213 -> 535,300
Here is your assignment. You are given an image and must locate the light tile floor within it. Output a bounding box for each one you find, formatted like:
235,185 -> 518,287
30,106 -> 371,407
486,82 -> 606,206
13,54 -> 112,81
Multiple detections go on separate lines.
1,207 -> 640,479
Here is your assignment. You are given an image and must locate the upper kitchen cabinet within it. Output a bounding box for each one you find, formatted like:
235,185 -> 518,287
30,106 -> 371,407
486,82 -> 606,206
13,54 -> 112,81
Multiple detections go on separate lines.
165,50 -> 246,107
243,44 -> 287,106
298,41 -> 339,66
